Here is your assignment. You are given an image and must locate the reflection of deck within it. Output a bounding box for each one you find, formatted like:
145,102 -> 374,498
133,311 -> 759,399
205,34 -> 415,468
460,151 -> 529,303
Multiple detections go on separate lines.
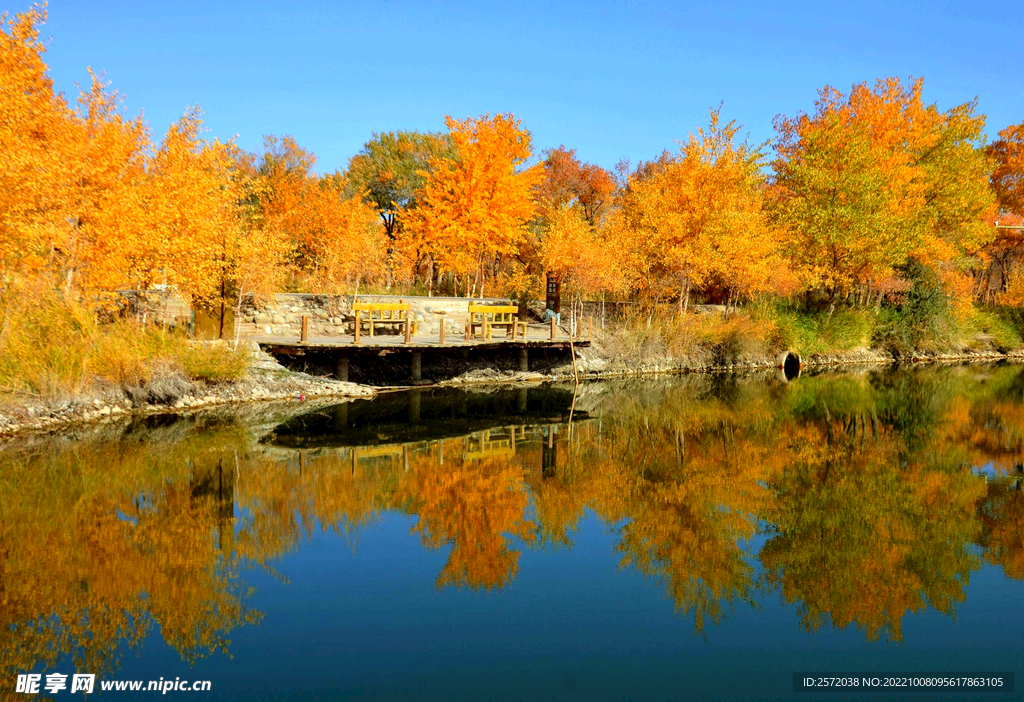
264,385 -> 587,450
284,424 -> 562,472
464,427 -> 524,460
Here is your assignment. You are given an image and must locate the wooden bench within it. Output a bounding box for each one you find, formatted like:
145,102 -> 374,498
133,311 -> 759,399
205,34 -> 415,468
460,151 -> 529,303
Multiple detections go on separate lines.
352,302 -> 419,341
467,304 -> 527,340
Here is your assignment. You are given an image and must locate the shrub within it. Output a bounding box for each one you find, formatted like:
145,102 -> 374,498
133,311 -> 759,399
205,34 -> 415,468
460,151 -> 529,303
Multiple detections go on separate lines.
872,259 -> 955,357
177,342 -> 249,383
757,301 -> 874,356
0,289 -> 249,401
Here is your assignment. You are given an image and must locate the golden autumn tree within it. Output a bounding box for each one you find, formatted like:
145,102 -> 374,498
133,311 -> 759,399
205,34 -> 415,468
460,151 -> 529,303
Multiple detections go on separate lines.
247,135 -> 317,261
985,123 -> 1024,305
990,121 -> 1024,218
60,72 -> 150,297
772,77 -> 995,311
618,107 -> 776,309
407,113 -> 543,297
298,174 -> 385,293
1,6 -> 250,311
536,146 -> 616,226
199,149 -> 292,339
0,5 -> 78,288
247,136 -> 386,295
123,109 -> 241,304
541,205 -> 619,328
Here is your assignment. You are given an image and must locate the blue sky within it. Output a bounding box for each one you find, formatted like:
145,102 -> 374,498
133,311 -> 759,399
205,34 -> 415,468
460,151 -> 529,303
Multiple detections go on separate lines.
33,0 -> 1024,174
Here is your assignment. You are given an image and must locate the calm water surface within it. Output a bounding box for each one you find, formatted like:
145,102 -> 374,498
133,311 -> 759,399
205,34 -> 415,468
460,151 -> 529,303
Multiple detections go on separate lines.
2,366 -> 1023,701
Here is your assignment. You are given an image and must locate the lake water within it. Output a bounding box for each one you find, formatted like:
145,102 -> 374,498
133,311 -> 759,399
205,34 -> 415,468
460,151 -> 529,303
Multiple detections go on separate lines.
2,365 -> 1023,701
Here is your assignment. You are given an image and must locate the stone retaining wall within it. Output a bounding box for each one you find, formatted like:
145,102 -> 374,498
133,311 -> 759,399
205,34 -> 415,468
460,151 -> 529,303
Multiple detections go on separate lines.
237,293 -> 514,338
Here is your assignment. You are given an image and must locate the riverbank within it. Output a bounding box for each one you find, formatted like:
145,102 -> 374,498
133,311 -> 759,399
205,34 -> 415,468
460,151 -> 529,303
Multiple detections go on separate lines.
441,341 -> 1024,387
4,326 -> 1024,440
0,343 -> 374,439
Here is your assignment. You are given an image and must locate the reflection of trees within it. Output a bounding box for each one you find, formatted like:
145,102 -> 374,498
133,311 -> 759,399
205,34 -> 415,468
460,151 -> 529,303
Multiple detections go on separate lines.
566,380 -> 781,631
0,426 -> 261,684
978,466 -> 1024,579
397,445 -> 536,590
6,363 -> 1024,682
760,420 -> 984,642
234,448 -> 389,564
563,368 -> 1016,638
615,480 -> 759,632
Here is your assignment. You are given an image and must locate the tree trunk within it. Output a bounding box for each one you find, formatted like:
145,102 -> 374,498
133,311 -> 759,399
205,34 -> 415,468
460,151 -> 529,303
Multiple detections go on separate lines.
232,290 -> 250,349
218,274 -> 228,340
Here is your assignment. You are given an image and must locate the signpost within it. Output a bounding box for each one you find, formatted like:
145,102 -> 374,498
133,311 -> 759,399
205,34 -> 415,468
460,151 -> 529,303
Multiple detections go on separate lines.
546,273 -> 561,315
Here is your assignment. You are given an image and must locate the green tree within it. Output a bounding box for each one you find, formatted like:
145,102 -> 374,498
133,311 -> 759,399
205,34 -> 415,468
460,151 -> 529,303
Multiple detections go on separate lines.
346,130 -> 452,276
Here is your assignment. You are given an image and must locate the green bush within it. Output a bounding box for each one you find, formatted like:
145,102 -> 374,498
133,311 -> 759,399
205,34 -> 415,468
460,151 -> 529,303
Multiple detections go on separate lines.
872,259 -> 955,357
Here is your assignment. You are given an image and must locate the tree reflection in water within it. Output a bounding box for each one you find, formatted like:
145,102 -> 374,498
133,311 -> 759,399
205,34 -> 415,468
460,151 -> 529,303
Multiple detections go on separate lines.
3,365 -> 1024,679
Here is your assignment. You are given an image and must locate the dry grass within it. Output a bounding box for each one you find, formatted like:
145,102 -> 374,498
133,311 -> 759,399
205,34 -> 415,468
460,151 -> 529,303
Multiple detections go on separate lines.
599,309 -> 779,367
0,290 -> 248,401
598,299 -> 1022,368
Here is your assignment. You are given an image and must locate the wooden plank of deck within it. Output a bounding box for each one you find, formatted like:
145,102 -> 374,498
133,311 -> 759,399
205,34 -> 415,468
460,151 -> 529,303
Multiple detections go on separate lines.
254,334 -> 590,352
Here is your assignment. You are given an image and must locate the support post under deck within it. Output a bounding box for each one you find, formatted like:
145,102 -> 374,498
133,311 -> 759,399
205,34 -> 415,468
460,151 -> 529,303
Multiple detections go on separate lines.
518,347 -> 529,372
334,356 -> 349,382
411,351 -> 422,383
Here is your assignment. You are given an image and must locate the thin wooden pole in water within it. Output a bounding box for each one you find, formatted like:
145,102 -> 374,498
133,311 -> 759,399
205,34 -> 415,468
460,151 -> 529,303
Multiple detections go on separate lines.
568,383 -> 578,431
568,334 -> 580,386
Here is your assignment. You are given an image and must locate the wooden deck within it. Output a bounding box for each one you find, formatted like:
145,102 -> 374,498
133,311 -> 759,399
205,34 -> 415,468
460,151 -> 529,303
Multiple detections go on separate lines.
256,334 -> 588,352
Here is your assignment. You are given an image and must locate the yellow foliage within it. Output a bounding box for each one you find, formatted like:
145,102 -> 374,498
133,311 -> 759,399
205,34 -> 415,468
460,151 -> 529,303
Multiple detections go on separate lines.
616,108 -> 777,306
407,113 -> 542,292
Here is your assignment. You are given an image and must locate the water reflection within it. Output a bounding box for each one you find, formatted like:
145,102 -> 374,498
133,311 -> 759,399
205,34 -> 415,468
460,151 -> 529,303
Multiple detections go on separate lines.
3,365 -> 1024,683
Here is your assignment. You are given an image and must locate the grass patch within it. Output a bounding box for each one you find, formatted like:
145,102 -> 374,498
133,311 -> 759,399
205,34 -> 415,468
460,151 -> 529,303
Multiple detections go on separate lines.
760,304 -> 874,356
177,342 -> 249,383
957,309 -> 1024,352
